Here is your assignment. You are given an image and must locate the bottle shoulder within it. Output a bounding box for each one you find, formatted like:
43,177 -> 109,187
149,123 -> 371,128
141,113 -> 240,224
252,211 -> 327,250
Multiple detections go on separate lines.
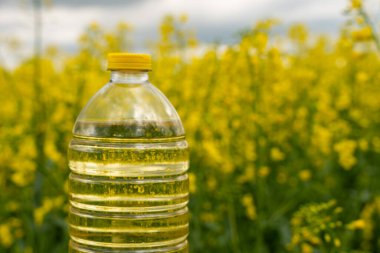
73,81 -> 185,138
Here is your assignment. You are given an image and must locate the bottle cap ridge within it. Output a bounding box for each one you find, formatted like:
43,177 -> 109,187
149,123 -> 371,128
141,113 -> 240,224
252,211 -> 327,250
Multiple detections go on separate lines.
107,53 -> 152,71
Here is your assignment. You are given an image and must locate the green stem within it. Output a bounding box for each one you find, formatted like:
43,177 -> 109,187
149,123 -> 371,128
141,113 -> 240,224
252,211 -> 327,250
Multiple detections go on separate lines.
228,201 -> 240,253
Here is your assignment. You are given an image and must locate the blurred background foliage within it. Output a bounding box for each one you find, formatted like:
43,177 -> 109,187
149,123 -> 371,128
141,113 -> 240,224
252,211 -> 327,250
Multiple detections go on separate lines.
0,0 -> 380,252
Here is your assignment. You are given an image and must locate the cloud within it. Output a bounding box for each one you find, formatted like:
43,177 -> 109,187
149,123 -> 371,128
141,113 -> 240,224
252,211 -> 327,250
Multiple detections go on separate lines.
0,0 -> 351,67
270,0 -> 346,21
52,0 -> 152,8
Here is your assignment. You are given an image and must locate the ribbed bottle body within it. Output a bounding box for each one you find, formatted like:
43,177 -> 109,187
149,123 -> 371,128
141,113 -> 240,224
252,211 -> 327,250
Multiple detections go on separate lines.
68,122 -> 189,252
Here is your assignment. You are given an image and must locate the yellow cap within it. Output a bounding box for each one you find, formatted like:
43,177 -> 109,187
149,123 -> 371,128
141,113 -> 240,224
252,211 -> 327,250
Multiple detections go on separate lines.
107,53 -> 152,71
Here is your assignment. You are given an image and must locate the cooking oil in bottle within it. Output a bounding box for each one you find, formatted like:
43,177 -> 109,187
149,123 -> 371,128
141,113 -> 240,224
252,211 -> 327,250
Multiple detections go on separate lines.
68,53 -> 189,253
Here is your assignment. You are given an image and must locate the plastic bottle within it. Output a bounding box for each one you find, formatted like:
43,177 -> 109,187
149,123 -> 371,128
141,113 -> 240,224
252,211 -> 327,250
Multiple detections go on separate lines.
68,53 -> 189,253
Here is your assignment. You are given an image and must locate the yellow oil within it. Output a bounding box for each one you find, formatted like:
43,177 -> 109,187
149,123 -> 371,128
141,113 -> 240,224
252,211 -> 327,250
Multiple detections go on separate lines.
68,122 -> 189,253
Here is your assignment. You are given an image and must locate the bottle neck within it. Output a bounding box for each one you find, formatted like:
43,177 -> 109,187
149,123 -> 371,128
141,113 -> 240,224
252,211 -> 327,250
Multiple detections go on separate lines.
110,70 -> 149,84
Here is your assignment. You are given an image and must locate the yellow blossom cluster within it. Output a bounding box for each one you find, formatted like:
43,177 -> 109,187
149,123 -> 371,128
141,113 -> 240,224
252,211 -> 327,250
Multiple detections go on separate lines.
334,140 -> 357,170
350,197 -> 380,250
34,197 -> 65,225
0,9 -> 380,252
241,194 -> 257,221
289,200 -> 343,252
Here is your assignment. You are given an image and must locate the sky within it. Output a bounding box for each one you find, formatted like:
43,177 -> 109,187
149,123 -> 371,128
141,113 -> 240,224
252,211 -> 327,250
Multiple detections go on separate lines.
0,0 -> 373,67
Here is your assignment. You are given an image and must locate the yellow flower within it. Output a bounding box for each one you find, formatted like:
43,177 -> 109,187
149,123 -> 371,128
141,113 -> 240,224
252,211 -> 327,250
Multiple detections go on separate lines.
0,224 -> 13,248
312,126 -> 332,155
289,24 -> 309,43
207,176 -> 217,191
351,0 -> 362,9
245,142 -> 257,162
200,212 -> 217,223
334,140 -> 357,170
372,137 -> 380,153
258,166 -> 270,178
241,194 -> 257,220
352,27 -> 372,42
6,201 -> 20,212
203,140 -> 222,164
356,71 -> 368,83
355,16 -> 365,25
324,233 -> 331,243
270,147 -> 285,161
309,236 -> 321,245
301,243 -> 313,253
44,140 -> 62,163
360,197 -> 380,244
179,14 -> 188,23
334,238 -> 341,247
34,197 -> 62,225
299,169 -> 312,182
221,162 -> 234,174
34,206 -> 47,226
347,219 -> 366,230
246,205 -> 257,221
358,139 -> 369,151
15,229 -> 24,239
253,32 -> 268,52
188,173 -> 197,194
237,165 -> 255,183
336,92 -> 351,110
11,171 -> 31,187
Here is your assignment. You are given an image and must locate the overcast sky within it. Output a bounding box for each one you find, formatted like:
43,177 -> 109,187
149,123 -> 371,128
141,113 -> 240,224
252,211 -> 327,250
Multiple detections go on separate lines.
1,0 -> 379,67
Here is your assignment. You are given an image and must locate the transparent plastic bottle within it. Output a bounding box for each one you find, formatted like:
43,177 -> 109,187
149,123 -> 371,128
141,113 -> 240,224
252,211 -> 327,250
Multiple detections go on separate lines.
68,53 -> 189,253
